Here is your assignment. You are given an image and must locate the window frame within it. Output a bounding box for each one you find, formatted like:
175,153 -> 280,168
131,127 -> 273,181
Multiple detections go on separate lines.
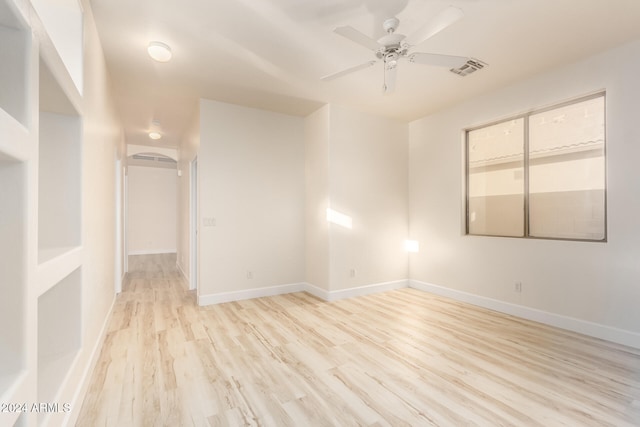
464,92 -> 607,242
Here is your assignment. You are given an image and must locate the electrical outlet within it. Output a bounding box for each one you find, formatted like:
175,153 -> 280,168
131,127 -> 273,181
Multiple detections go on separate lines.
514,281 -> 522,293
350,268 -> 356,278
247,271 -> 254,279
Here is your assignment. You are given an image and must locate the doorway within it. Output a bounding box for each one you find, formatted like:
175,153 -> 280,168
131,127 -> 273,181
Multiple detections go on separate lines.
115,159 -> 123,293
189,157 -> 198,291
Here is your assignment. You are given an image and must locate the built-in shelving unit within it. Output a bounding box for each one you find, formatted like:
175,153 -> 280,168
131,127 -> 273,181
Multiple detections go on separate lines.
35,8 -> 84,426
0,0 -> 86,425
0,2 -> 31,421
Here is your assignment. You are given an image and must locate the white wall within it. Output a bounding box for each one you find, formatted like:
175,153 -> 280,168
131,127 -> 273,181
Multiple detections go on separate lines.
63,0 -> 124,425
198,99 -> 305,302
127,165 -> 177,255
409,39 -> 640,345
304,105 -> 330,291
328,105 -> 409,291
304,104 -> 409,296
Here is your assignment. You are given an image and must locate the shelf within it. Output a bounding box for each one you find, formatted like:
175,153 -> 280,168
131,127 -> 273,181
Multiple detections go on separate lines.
0,159 -> 27,399
38,245 -> 79,265
39,53 -> 80,116
38,57 -> 82,263
0,0 -> 31,128
0,107 -> 30,164
38,268 -> 81,402
31,0 -> 83,95
0,370 -> 29,427
0,369 -> 28,406
36,245 -> 82,297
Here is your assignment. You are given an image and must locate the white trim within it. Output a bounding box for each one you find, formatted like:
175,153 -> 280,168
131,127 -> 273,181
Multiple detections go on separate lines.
198,283 -> 306,306
409,279 -> 640,350
128,249 -> 177,256
321,280 -> 408,302
127,144 -> 178,161
189,157 -> 198,291
63,294 -> 116,426
198,280 -> 409,306
114,158 -> 122,294
176,261 -> 189,282
194,277 -> 640,349
302,282 -> 331,301
123,170 -> 128,274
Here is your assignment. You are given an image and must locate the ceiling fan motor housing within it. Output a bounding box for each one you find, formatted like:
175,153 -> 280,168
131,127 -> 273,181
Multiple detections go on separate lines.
377,21 -> 408,59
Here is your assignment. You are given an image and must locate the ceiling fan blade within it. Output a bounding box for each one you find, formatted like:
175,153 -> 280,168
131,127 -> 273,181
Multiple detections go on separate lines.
321,60 -> 377,81
405,6 -> 464,46
334,26 -> 382,51
409,52 -> 468,68
383,65 -> 397,94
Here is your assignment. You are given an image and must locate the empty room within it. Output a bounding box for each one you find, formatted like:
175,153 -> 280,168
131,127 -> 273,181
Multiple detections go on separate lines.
1,0 -> 639,426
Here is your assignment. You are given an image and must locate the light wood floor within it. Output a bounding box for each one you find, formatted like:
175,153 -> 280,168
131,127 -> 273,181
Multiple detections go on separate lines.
77,254 -> 640,426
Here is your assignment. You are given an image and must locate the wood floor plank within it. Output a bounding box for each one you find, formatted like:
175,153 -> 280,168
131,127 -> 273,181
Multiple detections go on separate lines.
76,254 -> 640,426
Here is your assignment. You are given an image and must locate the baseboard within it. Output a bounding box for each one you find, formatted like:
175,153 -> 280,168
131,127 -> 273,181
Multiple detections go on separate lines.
409,279 -> 640,350
176,261 -> 188,282
198,280 -> 409,306
128,249 -> 177,256
313,280 -> 409,302
63,293 -> 117,426
198,282 -> 307,306
302,283 -> 331,301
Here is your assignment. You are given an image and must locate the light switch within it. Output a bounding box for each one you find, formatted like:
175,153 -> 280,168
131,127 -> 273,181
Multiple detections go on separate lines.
203,217 -> 216,227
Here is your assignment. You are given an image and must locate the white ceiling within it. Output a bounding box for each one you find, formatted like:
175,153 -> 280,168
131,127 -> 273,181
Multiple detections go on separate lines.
88,0 -> 640,149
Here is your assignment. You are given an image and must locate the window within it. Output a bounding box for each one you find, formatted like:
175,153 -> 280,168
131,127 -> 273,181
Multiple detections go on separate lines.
466,93 -> 606,241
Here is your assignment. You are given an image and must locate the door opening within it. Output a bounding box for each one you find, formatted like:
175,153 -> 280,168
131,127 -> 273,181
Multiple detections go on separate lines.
189,157 -> 198,291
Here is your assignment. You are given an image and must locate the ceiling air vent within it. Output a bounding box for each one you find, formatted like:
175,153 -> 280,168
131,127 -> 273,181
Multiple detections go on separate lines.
132,154 -> 156,161
129,153 -> 177,169
450,58 -> 486,77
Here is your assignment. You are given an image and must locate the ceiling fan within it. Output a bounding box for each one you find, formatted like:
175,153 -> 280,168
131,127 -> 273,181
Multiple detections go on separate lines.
321,6 -> 483,93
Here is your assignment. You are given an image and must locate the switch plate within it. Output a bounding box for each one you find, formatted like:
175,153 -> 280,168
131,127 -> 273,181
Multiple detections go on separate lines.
203,217 -> 216,227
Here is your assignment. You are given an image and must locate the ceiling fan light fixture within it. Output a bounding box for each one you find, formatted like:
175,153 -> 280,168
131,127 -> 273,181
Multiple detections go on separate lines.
384,51 -> 399,69
147,41 -> 172,62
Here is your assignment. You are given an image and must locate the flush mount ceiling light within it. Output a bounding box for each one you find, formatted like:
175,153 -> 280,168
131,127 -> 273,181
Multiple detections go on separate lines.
148,131 -> 162,140
147,41 -> 172,62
